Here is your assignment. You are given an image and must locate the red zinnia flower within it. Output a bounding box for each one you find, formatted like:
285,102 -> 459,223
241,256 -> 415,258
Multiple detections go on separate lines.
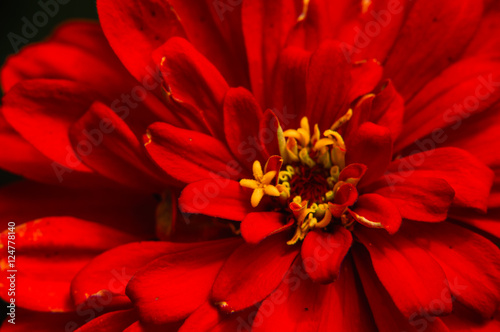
1,0 -> 500,331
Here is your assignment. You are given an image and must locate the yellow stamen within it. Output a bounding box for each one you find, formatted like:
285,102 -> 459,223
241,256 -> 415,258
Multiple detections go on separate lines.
261,170 -> 277,185
277,122 -> 287,164
315,207 -> 332,228
361,0 -> 372,14
297,0 -> 311,22
323,130 -> 346,147
351,211 -> 383,229
253,160 -> 264,180
287,201 -> 334,245
239,179 -> 259,189
299,117 -> 311,144
324,130 -> 346,169
240,160 -> 282,207
242,112 -> 361,245
312,124 -> 321,145
330,166 -> 340,182
324,190 -> 335,201
264,185 -> 281,196
284,117 -> 311,147
299,148 -> 316,168
317,147 -> 332,168
144,130 -> 153,146
330,109 -> 353,131
276,183 -> 291,202
285,137 -> 300,163
313,138 -> 334,151
251,188 -> 265,207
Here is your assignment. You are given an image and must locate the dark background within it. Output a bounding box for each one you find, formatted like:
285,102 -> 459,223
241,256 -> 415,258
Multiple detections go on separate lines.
0,0 -> 98,324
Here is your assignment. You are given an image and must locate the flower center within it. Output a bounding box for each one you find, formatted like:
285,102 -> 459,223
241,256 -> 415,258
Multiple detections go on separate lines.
286,164 -> 331,204
240,110 -> 369,245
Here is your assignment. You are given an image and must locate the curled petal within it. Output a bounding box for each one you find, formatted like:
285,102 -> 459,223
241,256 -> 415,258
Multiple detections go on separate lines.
350,194 -> 402,234
301,227 -> 353,284
328,183 -> 358,218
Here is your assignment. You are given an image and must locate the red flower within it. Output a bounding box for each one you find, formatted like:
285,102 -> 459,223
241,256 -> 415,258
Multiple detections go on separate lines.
1,0 -> 500,331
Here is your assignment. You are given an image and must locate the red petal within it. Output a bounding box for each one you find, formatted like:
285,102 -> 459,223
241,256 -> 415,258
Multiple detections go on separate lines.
124,320 -> 184,332
264,155 -> 283,182
401,222 -> 500,318
252,258 -> 376,331
153,37 -> 229,138
355,227 -> 453,318
2,22 -> 131,95
252,258 -> 323,331
369,80 -> 405,142
387,148 -> 494,211
240,212 -> 290,244
441,309 -> 500,331
371,175 -> 455,222
489,180 -> 500,208
305,41 -> 351,128
343,94 -> 375,142
0,217 -> 137,312
48,21 -> 110,49
328,183 -> 358,218
71,241 -> 205,308
301,227 -> 353,283
345,122 -> 393,187
338,163 -> 368,184
127,238 -> 242,324
346,0 -> 406,64
349,59 -> 383,101
271,47 -> 310,130
211,233 -> 299,313
223,87 -> 265,169
178,302 -> 221,332
76,309 -> 138,332
145,122 -> 242,183
287,0 -> 359,51
2,79 -> 95,172
242,0 -> 299,105
313,258 -> 376,331
1,22 -> 169,129
351,194 -> 402,234
383,0 -> 482,100
179,180 -> 255,221
0,112 -> 89,186
464,3 -> 500,57
69,101 -> 172,190
258,109 -> 282,157
353,247 -> 449,332
179,302 -> 256,332
440,103 -> 500,169
450,208 -> 500,239
97,0 -> 185,85
396,57 -> 500,151
167,0 -> 248,86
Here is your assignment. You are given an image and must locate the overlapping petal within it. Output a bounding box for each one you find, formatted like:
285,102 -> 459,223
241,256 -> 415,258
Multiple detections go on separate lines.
145,122 -> 243,183
355,227 -> 453,318
386,148 -> 494,211
126,238 -> 242,324
211,233 -> 299,313
0,217 -> 137,312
